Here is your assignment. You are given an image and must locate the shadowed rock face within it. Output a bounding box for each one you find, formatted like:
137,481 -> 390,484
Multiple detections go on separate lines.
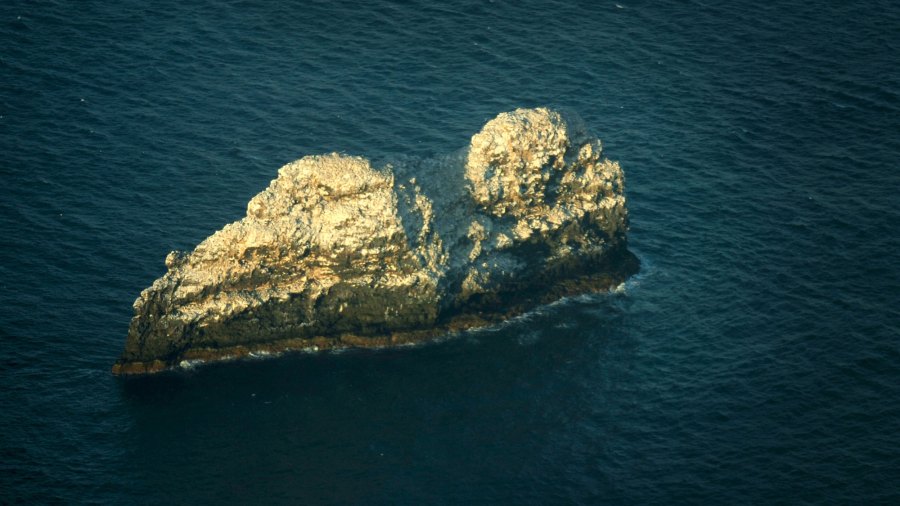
113,108 -> 639,375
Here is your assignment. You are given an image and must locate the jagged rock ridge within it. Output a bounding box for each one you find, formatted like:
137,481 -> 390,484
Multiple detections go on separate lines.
113,108 -> 639,375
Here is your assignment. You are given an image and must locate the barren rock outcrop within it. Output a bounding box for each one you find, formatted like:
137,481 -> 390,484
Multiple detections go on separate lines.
113,108 -> 638,375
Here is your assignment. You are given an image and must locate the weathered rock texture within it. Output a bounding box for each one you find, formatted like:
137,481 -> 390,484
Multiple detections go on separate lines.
113,108 -> 639,375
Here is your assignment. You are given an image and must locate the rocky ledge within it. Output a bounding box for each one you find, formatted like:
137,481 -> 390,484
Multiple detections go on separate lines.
113,108 -> 639,375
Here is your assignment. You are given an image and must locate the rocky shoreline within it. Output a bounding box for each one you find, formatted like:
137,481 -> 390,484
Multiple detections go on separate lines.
113,108 -> 639,375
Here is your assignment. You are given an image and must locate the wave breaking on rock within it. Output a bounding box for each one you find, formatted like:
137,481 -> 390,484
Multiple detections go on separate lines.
113,108 -> 639,375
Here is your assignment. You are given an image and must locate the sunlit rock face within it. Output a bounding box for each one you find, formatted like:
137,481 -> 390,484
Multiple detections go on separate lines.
113,108 -> 638,375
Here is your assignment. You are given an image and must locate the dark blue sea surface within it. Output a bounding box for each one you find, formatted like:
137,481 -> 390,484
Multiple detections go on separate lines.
2,0 -> 900,503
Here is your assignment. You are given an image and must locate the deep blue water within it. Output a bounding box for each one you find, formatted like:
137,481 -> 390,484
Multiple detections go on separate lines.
3,0 -> 900,503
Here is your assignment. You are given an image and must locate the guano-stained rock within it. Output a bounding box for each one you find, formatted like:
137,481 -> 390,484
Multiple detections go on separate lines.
113,108 -> 639,375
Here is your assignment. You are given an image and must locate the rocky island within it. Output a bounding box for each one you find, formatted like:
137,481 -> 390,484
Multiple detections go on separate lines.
113,108 -> 639,375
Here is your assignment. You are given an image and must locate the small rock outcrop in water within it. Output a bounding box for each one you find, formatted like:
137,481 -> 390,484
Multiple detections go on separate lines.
113,108 -> 639,374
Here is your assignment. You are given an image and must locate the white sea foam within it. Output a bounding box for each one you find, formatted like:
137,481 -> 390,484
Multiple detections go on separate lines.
178,359 -> 205,369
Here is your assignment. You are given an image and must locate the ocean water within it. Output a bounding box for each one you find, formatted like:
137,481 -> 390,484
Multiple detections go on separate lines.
2,0 -> 900,503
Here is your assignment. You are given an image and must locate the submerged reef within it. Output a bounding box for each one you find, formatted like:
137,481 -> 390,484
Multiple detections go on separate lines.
113,108 -> 639,375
